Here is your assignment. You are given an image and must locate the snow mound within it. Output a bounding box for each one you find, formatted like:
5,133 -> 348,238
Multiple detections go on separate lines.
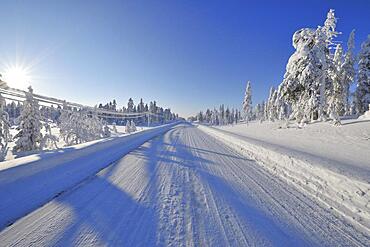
358,105 -> 370,120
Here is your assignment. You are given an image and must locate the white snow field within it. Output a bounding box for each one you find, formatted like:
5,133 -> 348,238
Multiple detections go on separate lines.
0,122 -> 178,230
0,123 -> 369,246
199,120 -> 370,235
213,119 -> 370,181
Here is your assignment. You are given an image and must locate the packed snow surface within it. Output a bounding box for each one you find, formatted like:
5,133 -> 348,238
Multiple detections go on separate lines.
0,122 -> 178,230
0,123 -> 368,246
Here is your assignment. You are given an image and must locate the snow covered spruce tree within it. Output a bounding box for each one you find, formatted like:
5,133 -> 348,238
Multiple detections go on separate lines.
355,35 -> 370,114
0,94 -> 10,160
279,28 -> 323,123
279,9 -> 340,123
13,86 -> 43,153
242,81 -> 252,122
342,30 -> 356,114
327,44 -> 344,125
275,85 -> 287,120
266,86 -> 278,121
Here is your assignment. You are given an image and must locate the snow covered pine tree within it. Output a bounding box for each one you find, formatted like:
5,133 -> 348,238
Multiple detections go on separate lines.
242,81 -> 252,122
355,35 -> 370,114
0,94 -> 10,160
13,87 -> 43,153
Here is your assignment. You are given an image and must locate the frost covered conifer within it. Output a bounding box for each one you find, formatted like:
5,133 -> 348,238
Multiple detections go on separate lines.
127,98 -> 134,113
279,10 -> 336,123
327,44 -> 344,124
342,30 -> 356,114
242,81 -> 252,122
0,94 -> 10,160
355,35 -> 370,114
279,28 -> 317,122
323,9 -> 339,48
266,87 -> 278,121
275,85 -> 286,120
13,87 -> 43,152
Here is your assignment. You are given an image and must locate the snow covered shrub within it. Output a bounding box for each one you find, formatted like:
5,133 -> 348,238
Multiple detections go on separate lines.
125,120 -> 131,133
124,120 -> 137,133
103,124 -> 111,137
130,120 -> 137,132
59,107 -> 103,146
112,122 -> 118,133
40,121 -> 59,149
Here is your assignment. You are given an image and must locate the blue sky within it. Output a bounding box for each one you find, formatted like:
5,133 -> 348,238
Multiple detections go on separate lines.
0,0 -> 369,117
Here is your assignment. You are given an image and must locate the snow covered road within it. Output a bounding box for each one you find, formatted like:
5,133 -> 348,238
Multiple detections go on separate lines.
0,123 -> 368,246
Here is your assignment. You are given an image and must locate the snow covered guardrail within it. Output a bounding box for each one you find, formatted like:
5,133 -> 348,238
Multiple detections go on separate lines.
0,122 -> 180,230
198,124 -> 370,233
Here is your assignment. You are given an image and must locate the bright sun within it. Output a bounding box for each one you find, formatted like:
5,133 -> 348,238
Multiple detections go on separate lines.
2,66 -> 31,89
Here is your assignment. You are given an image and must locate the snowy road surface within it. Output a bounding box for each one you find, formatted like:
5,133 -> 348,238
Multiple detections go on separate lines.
0,123 -> 368,246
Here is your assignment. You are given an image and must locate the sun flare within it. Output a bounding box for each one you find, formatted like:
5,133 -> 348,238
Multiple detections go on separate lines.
2,65 -> 31,89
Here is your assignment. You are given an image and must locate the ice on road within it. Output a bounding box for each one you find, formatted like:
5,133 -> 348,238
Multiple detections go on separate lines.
0,124 -> 368,246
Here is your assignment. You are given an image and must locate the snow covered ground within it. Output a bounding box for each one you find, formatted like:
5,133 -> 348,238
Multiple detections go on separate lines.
0,122 -> 178,230
198,119 -> 370,236
1,123 -> 368,246
213,118 -> 370,181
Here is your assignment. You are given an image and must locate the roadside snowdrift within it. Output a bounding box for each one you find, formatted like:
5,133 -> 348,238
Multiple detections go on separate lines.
198,124 -> 370,234
214,120 -> 370,181
0,122 -> 179,230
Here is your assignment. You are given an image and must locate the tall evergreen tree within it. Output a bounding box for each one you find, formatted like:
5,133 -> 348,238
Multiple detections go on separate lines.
242,81 -> 252,122
0,94 -> 10,160
355,35 -> 370,114
13,87 -> 43,152
342,30 -> 356,114
127,98 -> 134,113
327,44 -> 344,123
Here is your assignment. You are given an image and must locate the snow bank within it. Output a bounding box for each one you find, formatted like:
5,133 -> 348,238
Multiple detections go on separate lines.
198,124 -> 370,234
0,122 -> 179,230
358,105 -> 370,120
214,120 -> 370,182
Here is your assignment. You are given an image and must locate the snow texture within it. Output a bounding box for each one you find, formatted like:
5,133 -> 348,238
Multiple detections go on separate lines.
0,122 -> 178,230
0,123 -> 368,246
198,123 -> 370,236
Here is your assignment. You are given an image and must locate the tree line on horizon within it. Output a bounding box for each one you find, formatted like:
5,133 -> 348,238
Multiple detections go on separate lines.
0,88 -> 179,160
195,9 -> 370,126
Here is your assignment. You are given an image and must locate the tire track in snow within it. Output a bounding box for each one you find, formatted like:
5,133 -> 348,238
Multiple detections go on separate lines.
0,123 -> 368,246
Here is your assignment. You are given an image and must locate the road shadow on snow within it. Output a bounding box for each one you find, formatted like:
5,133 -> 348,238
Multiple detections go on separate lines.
50,124 -> 309,246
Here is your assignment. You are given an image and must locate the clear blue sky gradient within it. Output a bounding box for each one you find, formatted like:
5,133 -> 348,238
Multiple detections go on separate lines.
1,0 -> 369,117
